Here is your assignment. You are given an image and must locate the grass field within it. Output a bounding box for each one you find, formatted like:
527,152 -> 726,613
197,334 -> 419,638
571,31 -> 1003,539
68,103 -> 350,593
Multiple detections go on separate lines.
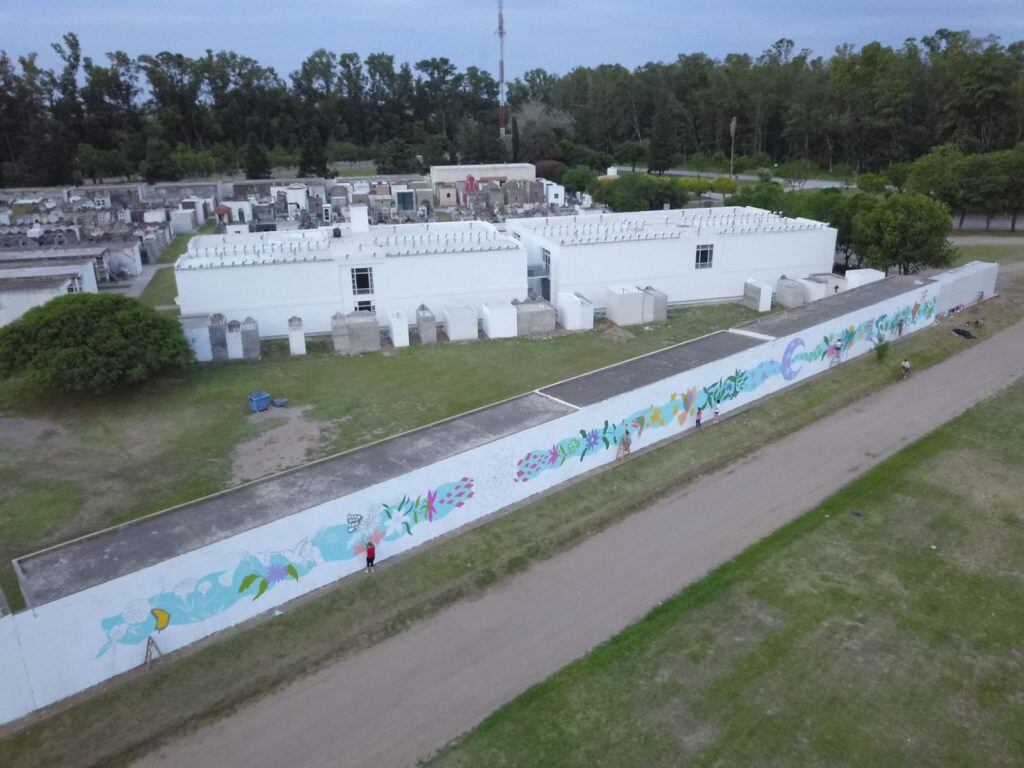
952,242 -> 1024,267
0,302 -> 758,610
427,380 -> 1024,768
137,266 -> 178,307
157,219 -> 217,264
2,272 -> 1021,768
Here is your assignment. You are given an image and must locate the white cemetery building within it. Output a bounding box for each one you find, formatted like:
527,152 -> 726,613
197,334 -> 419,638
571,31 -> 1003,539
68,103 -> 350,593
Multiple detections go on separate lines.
175,206 -> 527,338
506,207 -> 837,308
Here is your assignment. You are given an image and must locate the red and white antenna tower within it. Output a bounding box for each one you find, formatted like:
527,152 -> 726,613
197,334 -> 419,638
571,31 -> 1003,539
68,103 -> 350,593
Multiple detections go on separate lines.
497,0 -> 508,138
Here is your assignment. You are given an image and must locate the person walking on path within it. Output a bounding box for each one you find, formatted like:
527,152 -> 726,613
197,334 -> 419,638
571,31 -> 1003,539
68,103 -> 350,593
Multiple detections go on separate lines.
365,541 -> 376,573
900,358 -> 912,380
695,407 -> 703,429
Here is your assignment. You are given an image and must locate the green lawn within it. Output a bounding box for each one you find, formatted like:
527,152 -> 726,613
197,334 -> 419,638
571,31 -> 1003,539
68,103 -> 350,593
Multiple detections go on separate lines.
332,165 -> 377,177
3,274 -> 1021,768
952,242 -> 1024,267
137,266 -> 178,307
0,302 -> 758,610
157,219 -> 216,264
428,379 -> 1024,768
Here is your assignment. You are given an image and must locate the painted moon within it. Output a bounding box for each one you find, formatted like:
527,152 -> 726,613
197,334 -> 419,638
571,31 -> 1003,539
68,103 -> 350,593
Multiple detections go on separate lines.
151,608 -> 170,631
781,338 -> 805,381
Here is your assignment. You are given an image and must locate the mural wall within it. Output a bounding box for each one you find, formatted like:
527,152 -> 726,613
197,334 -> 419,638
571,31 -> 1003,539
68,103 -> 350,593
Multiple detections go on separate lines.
0,284 -> 938,726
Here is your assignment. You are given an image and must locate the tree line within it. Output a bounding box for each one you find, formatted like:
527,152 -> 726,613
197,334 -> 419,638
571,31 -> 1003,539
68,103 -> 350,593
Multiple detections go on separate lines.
0,29 -> 1021,186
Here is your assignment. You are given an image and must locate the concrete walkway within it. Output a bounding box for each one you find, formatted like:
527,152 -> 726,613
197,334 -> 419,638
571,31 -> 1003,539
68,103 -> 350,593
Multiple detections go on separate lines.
125,263 -> 172,299
135,320 -> 1024,768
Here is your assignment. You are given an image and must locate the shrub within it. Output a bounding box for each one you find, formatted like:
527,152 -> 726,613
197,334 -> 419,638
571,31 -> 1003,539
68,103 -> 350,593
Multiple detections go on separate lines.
562,165 -> 599,193
535,159 -> 569,183
874,339 -> 890,363
0,294 -> 192,393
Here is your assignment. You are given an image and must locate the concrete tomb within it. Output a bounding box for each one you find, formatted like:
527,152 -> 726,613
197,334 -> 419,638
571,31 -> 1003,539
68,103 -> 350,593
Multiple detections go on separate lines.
416,304 -> 437,345
347,311 -> 381,354
516,299 -> 557,336
288,316 -> 306,356
482,301 -> 518,339
388,311 -> 410,348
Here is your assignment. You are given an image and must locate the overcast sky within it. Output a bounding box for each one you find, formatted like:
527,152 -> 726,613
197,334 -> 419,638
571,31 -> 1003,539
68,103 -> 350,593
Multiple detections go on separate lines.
2,0 -> 1022,79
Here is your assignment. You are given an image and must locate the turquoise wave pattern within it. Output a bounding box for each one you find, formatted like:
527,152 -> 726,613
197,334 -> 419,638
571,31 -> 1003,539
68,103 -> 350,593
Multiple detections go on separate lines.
515,296 -> 936,483
98,478 -> 476,655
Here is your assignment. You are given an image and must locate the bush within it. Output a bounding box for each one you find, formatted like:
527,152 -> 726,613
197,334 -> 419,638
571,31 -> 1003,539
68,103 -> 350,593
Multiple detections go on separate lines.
874,339 -> 890,363
591,174 -> 691,211
562,165 -> 599,193
857,172 -> 889,195
0,294 -> 192,393
535,159 -> 569,183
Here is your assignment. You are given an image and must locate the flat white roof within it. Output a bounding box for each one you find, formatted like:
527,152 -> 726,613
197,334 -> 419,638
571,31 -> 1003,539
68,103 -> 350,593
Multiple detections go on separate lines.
507,206 -> 830,246
178,220 -> 521,270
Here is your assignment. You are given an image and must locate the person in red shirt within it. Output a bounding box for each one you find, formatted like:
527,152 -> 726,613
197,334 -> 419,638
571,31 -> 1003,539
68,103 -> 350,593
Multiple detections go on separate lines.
365,541 -> 376,573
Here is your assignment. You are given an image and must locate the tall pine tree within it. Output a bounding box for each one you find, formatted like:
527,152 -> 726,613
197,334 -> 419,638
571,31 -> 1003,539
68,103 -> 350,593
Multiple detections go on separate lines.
298,129 -> 328,177
647,100 -> 677,175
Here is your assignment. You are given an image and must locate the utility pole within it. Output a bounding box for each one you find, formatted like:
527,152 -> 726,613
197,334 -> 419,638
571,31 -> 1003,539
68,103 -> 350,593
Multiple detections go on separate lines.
729,115 -> 738,178
497,0 -> 508,139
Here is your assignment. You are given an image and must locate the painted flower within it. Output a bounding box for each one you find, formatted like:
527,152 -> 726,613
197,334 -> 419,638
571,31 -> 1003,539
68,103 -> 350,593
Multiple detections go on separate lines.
425,489 -> 438,521
585,429 -> 601,450
384,512 -> 407,538
566,437 -> 581,454
547,445 -> 559,465
266,564 -> 289,584
172,578 -> 198,598
122,599 -> 151,624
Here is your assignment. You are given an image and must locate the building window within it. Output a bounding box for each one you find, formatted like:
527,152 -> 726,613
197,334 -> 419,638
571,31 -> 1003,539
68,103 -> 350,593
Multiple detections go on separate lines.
351,267 -> 374,295
511,232 -> 520,240
695,244 -> 714,270
541,248 -> 551,270
66,275 -> 84,294
355,300 -> 375,313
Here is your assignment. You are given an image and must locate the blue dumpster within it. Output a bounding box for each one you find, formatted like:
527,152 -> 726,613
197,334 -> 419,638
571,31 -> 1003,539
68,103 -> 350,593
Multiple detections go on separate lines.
249,391 -> 271,413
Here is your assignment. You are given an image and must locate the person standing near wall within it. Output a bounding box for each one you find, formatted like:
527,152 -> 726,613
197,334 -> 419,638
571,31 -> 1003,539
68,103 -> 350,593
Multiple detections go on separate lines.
365,541 -> 376,573
695,407 -> 703,429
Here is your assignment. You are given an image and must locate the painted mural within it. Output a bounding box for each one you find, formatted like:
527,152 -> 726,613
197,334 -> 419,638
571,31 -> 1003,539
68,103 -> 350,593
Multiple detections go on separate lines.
97,477 -> 476,655
515,293 -> 936,484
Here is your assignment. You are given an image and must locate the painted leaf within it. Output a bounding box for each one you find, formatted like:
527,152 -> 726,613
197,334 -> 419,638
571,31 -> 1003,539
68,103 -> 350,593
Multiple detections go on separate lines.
253,578 -> 269,600
286,564 -> 299,582
402,521 -> 412,536
238,573 -> 259,593
602,437 -> 609,448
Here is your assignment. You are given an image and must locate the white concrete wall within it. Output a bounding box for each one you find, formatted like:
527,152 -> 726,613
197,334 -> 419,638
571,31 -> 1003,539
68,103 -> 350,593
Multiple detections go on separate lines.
933,261 -> 999,315
545,228 -> 836,309
0,277 -> 946,726
175,249 -> 526,339
0,282 -> 68,327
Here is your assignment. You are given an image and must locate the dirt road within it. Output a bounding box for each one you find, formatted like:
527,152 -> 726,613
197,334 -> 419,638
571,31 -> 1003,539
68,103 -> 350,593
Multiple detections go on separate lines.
136,320 -> 1024,768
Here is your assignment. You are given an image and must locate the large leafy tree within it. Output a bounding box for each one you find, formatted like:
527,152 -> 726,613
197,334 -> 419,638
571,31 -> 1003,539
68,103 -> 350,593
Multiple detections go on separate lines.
0,294 -> 192,394
852,193 -> 954,274
2,29 -> 1024,185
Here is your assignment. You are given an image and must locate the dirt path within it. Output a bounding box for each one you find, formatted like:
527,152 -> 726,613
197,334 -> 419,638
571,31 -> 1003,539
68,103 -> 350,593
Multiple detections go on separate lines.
135,320 -> 1024,768
231,405 -> 327,484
